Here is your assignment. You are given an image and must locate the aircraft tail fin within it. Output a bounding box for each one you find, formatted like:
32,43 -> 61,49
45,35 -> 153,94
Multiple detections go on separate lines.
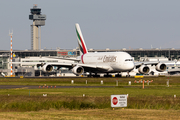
75,23 -> 88,55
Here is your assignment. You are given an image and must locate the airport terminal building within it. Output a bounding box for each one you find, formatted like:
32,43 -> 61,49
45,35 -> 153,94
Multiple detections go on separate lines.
0,48 -> 179,60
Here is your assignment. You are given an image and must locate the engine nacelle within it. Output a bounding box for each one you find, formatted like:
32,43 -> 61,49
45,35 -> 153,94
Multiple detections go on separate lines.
138,65 -> 150,74
156,63 -> 167,72
42,64 -> 53,72
72,66 -> 84,75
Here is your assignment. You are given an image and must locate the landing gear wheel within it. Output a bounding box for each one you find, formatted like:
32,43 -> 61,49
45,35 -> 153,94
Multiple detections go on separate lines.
93,75 -> 100,77
87,75 -> 92,77
104,75 -> 112,77
115,74 -> 122,77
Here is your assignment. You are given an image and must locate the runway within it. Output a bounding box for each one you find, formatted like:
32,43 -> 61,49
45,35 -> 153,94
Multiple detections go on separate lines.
0,85 -> 115,89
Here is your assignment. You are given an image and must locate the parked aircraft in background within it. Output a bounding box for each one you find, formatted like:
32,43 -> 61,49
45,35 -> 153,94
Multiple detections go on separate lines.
41,23 -> 167,77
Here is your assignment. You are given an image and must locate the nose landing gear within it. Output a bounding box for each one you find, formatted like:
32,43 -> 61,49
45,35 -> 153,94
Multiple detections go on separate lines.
126,71 -> 130,77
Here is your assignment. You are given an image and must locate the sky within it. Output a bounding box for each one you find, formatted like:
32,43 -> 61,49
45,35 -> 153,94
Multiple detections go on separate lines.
0,0 -> 180,50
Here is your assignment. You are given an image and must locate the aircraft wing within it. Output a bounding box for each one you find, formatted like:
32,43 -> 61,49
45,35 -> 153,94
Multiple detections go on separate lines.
134,61 -> 160,67
11,60 -> 77,67
44,62 -> 112,73
46,57 -> 81,62
134,61 -> 171,68
11,62 -> 42,65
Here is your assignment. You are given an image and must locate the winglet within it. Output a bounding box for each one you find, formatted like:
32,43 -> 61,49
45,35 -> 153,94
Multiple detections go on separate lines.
75,23 -> 88,55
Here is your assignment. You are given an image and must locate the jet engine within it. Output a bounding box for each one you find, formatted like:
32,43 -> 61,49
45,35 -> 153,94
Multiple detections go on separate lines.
156,63 -> 166,72
42,64 -> 53,72
72,66 -> 84,75
138,65 -> 150,74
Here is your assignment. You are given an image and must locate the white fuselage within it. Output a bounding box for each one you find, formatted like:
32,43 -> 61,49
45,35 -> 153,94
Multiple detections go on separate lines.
81,52 -> 134,72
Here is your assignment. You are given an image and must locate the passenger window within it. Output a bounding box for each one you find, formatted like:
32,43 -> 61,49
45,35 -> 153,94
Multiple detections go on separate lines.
125,59 -> 133,61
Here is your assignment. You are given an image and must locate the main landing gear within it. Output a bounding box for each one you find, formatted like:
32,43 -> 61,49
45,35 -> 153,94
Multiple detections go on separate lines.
93,73 -> 100,77
104,73 -> 112,77
87,72 -> 92,77
115,73 -> 122,77
87,72 -> 100,77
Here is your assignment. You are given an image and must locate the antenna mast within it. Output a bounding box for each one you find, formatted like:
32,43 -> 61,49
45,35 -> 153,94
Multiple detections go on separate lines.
9,30 -> 13,77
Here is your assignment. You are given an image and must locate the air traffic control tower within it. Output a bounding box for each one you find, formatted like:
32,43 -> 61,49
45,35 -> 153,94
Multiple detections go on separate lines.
29,5 -> 46,50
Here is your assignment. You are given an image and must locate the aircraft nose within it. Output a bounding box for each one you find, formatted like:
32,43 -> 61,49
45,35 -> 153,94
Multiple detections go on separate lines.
124,62 -> 134,71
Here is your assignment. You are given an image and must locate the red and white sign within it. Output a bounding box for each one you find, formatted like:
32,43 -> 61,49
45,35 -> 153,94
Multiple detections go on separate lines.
111,95 -> 127,107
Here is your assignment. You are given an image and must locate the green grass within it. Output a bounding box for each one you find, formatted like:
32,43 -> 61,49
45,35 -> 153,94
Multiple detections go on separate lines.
0,77 -> 180,111
0,86 -> 180,111
0,86 -> 180,97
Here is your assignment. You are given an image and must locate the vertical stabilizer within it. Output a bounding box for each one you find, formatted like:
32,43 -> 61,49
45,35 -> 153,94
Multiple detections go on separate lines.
75,23 -> 88,55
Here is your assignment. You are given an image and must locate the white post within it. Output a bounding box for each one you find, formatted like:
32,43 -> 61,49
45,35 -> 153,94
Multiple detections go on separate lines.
116,80 -> 118,86
71,80 -> 74,84
86,80 -> 87,84
167,80 -> 169,87
101,80 -> 103,84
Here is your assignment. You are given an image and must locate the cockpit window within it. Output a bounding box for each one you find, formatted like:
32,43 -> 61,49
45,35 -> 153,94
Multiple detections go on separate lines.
125,59 -> 133,61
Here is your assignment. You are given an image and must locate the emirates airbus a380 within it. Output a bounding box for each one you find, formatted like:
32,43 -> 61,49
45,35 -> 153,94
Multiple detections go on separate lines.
41,23 -> 167,77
